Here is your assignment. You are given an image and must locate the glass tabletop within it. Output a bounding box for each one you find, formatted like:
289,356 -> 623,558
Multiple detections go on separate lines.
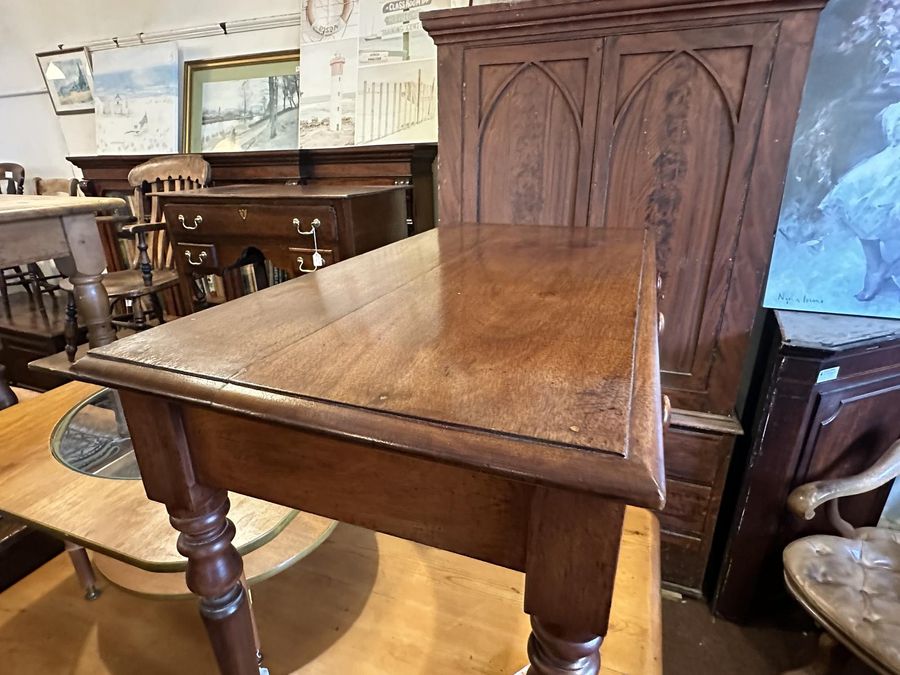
51,388 -> 140,480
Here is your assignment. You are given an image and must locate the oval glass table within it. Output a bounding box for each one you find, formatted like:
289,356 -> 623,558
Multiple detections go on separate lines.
9,383 -> 336,600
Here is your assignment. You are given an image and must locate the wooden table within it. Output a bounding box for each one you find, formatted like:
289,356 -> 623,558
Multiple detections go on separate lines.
157,184 -> 409,309
70,224 -> 666,675
0,195 -> 124,350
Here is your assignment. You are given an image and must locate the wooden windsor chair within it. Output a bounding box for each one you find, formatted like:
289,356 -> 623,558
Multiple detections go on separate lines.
63,155 -> 211,360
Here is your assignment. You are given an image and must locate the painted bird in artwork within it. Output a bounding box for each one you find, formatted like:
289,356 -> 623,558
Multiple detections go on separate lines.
126,112 -> 149,135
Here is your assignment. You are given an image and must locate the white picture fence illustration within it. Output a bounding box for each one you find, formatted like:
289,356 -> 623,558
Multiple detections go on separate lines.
359,68 -> 436,144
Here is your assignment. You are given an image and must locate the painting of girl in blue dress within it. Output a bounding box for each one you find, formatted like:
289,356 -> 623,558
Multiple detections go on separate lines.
764,0 -> 900,318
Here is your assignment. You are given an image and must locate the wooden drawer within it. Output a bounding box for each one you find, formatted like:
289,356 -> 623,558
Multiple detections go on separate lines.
664,426 -> 732,486
661,530 -> 707,591
659,425 -> 735,594
657,478 -> 711,537
175,242 -> 219,272
164,204 -> 339,244
290,247 -> 335,275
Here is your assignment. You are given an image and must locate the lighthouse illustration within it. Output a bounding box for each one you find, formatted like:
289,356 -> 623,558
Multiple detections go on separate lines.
329,53 -> 346,132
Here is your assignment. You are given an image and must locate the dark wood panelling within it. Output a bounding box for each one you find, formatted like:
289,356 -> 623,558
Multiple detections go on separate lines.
599,24 -> 777,407
665,427 -> 733,487
461,40 -> 602,226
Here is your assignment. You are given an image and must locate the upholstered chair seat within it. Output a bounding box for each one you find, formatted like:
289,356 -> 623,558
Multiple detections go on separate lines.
785,439 -> 900,675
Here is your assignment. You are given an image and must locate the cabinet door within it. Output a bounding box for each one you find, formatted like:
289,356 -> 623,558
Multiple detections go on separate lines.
461,40 -> 603,227
594,24 -> 778,413
797,375 -> 900,531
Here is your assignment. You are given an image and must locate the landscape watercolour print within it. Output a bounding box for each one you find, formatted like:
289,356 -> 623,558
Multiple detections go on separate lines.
92,43 -> 180,155
763,0 -> 900,319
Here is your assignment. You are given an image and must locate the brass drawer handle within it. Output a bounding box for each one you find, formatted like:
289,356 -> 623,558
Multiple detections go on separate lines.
658,311 -> 665,335
294,217 -> 322,236
184,250 -> 208,266
179,214 -> 201,230
662,395 -> 671,428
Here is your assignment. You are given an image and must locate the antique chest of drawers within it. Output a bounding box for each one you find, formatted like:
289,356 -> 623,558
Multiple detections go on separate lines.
159,184 -> 408,309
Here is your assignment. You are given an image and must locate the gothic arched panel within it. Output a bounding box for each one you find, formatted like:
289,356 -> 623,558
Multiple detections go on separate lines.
606,52 -> 734,377
477,64 -> 582,225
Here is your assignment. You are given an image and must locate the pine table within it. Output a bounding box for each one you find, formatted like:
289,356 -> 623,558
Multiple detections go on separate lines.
0,195 -> 124,348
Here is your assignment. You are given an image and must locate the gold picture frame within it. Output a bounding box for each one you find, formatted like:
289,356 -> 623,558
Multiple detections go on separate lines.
182,50 -> 300,153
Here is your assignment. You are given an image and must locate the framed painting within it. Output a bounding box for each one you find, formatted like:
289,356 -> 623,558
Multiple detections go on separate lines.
183,50 -> 301,153
92,43 -> 180,155
36,47 -> 95,115
763,0 -> 900,319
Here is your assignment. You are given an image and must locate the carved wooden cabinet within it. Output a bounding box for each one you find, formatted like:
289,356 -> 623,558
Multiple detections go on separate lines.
713,311 -> 900,621
423,0 -> 825,592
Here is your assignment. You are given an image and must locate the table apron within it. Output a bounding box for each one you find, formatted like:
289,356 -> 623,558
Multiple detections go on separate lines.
0,217 -> 69,267
180,404 -> 533,572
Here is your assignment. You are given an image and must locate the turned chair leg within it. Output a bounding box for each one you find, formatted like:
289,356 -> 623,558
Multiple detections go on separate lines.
12,266 -> 34,299
149,292 -> 166,325
65,542 -> 101,601
0,364 -> 19,411
131,296 -> 147,330
64,291 -> 79,363
0,269 -> 8,308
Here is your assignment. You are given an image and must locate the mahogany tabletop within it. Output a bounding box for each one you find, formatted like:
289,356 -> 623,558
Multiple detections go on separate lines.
71,224 -> 665,507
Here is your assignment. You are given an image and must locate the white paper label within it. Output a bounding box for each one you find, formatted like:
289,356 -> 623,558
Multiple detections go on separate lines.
816,366 -> 840,384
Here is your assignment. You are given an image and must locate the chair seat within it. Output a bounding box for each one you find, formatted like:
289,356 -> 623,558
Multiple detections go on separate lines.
60,269 -> 179,299
784,531 -> 900,674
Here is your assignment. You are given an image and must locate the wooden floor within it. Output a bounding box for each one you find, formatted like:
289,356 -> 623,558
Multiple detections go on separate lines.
0,511 -> 660,674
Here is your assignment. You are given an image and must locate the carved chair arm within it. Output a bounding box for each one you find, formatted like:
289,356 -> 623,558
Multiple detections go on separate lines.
787,439 -> 900,523
120,220 -> 166,235
97,214 -> 138,228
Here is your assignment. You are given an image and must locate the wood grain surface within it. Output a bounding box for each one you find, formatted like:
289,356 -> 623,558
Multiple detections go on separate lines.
0,511 -> 660,674
0,382 -> 334,570
0,195 -> 124,222
72,225 -> 664,504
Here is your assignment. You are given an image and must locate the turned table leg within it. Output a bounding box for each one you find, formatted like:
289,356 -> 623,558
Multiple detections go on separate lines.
118,392 -> 261,675
169,492 -> 259,675
58,214 -> 116,349
524,488 -> 624,675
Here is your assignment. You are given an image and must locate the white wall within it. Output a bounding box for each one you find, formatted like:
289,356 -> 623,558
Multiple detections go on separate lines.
0,1 -> 301,185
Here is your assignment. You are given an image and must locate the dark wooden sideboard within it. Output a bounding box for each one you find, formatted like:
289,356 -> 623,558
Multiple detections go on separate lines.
69,144 -> 437,273
423,0 -> 825,593
713,310 -> 900,621
159,184 -> 408,309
